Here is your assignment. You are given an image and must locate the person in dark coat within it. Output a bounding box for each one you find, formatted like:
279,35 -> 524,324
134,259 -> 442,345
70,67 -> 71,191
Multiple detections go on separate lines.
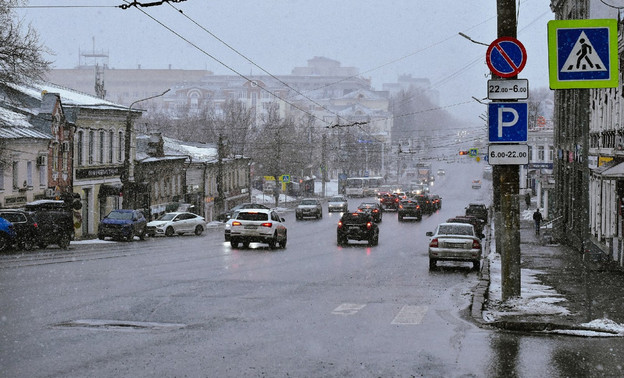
533,208 -> 543,235
525,192 -> 531,207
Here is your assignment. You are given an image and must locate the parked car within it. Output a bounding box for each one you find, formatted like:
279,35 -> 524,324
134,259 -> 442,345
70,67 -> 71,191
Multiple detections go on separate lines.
218,203 -> 270,221
327,195 -> 349,213
224,210 -> 240,242
357,202 -> 383,223
472,179 -> 482,189
24,199 -> 75,249
336,211 -> 379,246
378,192 -> 399,211
465,203 -> 488,223
98,209 -> 148,241
0,209 -> 38,250
296,198 -> 323,220
0,217 -> 17,252
437,169 -> 446,176
397,199 -> 422,221
427,222 -> 482,271
447,215 -> 485,239
229,209 -> 287,249
146,212 -> 206,237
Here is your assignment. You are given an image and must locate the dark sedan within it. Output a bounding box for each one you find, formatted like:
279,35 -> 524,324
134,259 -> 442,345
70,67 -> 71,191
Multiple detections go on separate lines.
357,202 -> 383,223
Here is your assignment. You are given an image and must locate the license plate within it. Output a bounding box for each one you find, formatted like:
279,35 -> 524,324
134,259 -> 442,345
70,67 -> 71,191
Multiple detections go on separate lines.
447,242 -> 465,249
244,225 -> 257,230
349,226 -> 360,231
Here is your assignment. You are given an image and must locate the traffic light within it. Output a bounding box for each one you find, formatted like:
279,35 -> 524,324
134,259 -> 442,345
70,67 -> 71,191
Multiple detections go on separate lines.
459,151 -> 469,155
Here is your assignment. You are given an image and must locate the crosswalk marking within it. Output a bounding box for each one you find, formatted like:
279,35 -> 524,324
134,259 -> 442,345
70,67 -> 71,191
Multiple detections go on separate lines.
332,303 -> 366,316
391,305 -> 428,325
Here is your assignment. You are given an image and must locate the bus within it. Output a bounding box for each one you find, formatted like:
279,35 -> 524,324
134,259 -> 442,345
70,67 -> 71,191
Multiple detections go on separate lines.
345,177 -> 385,197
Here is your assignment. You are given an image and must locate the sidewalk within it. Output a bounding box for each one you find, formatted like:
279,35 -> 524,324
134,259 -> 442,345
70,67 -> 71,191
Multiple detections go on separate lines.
472,203 -> 624,336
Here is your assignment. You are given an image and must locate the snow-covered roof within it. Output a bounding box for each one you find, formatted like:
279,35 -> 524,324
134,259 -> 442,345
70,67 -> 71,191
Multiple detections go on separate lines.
163,136 -> 218,162
7,81 -> 129,111
0,106 -> 51,140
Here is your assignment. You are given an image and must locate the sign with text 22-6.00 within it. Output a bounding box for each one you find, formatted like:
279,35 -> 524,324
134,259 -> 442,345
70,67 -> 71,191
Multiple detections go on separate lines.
488,102 -> 528,143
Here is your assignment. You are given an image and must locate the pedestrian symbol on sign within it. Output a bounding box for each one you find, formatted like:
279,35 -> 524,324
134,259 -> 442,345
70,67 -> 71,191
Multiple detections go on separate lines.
561,31 -> 606,73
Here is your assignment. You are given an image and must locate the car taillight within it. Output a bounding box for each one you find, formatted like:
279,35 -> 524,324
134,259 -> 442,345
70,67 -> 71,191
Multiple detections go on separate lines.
430,238 -> 438,248
33,222 -> 38,228
260,222 -> 273,228
417,205 -> 420,209
373,209 -> 378,213
338,221 -> 343,228
472,239 -> 481,249
232,221 -> 242,226
399,205 -> 403,209
366,222 -> 372,230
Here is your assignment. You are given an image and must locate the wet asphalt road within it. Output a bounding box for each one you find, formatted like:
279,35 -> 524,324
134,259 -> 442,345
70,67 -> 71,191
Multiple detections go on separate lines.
2,162 -> 624,377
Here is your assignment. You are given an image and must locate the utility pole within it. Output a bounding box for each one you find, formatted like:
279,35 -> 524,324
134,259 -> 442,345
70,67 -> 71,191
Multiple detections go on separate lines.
122,88 -> 170,209
216,133 -> 225,215
321,134 -> 327,197
496,0 -> 521,300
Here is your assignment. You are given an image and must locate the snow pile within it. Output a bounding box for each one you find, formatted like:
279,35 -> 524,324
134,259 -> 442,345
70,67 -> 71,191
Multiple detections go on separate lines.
484,251 -> 624,337
484,252 -> 570,320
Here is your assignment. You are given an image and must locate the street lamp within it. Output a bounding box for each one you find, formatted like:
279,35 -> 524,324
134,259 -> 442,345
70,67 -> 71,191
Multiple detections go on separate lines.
122,88 -> 170,209
458,32 -> 489,47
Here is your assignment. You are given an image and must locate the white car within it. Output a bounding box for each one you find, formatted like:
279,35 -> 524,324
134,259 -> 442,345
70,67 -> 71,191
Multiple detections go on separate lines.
426,222 -> 482,271
146,212 -> 206,237
229,209 -> 287,249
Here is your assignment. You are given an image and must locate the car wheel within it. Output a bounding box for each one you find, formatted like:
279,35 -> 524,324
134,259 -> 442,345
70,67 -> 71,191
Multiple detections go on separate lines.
38,242 -> 48,249
473,261 -> 481,271
268,234 -> 277,249
21,239 -> 35,251
139,228 -> 146,241
242,241 -> 250,249
280,235 -> 287,249
98,234 -> 105,240
165,227 -> 174,237
0,235 -> 9,252
126,232 -> 134,242
296,215 -> 301,221
58,234 -> 71,249
429,259 -> 437,270
398,214 -> 403,222
194,225 -> 204,236
230,239 -> 239,248
319,212 -> 322,219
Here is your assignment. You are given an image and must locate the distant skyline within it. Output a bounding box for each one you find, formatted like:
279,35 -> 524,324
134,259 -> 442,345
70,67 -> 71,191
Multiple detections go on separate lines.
15,0 -> 555,122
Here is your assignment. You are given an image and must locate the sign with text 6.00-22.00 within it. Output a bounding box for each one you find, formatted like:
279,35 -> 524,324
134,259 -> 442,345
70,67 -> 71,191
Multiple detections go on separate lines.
488,144 -> 529,165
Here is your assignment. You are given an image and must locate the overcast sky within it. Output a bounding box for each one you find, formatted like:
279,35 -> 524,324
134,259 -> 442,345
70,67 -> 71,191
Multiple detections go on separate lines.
15,0 -> 553,122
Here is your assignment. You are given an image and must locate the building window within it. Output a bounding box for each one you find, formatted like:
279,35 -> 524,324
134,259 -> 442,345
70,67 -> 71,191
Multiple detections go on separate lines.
538,146 -> 545,161
39,163 -> 45,188
118,131 -> 124,162
27,161 -> 32,187
52,143 -> 59,171
62,142 -> 69,172
109,130 -> 114,163
76,131 -> 83,166
12,161 -> 18,190
88,130 -> 94,165
99,130 -> 105,164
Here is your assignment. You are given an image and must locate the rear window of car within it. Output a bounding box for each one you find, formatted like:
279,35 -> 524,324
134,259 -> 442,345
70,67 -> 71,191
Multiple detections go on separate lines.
238,212 -> 269,221
300,200 -> 318,205
438,224 -> 473,236
107,211 -> 133,220
0,212 -> 26,223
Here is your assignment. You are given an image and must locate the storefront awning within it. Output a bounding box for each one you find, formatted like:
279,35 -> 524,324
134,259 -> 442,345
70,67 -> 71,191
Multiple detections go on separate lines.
599,162 -> 624,179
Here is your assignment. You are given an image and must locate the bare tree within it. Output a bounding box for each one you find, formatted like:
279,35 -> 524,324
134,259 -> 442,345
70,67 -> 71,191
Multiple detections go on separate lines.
0,1 -> 51,86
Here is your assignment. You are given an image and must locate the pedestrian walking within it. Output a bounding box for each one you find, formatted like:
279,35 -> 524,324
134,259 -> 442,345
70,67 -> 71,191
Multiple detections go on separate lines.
533,208 -> 543,235
525,192 -> 531,208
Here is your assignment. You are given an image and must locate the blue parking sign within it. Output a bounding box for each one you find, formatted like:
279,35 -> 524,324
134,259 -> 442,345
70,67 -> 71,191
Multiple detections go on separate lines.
488,102 -> 528,143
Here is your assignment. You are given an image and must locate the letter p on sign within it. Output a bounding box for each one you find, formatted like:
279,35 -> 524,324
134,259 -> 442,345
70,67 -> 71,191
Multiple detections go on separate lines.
488,102 -> 528,143
497,107 -> 518,137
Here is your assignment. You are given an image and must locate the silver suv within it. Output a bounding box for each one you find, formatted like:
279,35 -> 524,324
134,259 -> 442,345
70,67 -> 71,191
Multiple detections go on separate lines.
229,209 -> 287,249
295,198 -> 323,220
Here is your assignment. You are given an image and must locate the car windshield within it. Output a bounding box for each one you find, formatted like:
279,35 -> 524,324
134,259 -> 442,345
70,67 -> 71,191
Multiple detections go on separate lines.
107,211 -> 133,220
329,197 -> 344,202
300,200 -> 317,205
237,212 -> 269,221
158,213 -> 177,221
438,224 -> 473,236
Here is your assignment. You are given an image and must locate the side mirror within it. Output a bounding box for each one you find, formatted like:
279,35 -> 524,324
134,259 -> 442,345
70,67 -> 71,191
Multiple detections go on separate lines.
426,231 -> 433,236
281,217 -> 285,222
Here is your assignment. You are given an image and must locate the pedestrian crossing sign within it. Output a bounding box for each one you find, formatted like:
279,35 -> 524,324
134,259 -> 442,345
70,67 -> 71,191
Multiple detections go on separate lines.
548,19 -> 618,89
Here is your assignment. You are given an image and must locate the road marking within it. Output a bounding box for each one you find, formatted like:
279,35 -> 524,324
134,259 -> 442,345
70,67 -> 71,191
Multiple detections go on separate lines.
391,305 -> 428,325
332,303 -> 366,316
